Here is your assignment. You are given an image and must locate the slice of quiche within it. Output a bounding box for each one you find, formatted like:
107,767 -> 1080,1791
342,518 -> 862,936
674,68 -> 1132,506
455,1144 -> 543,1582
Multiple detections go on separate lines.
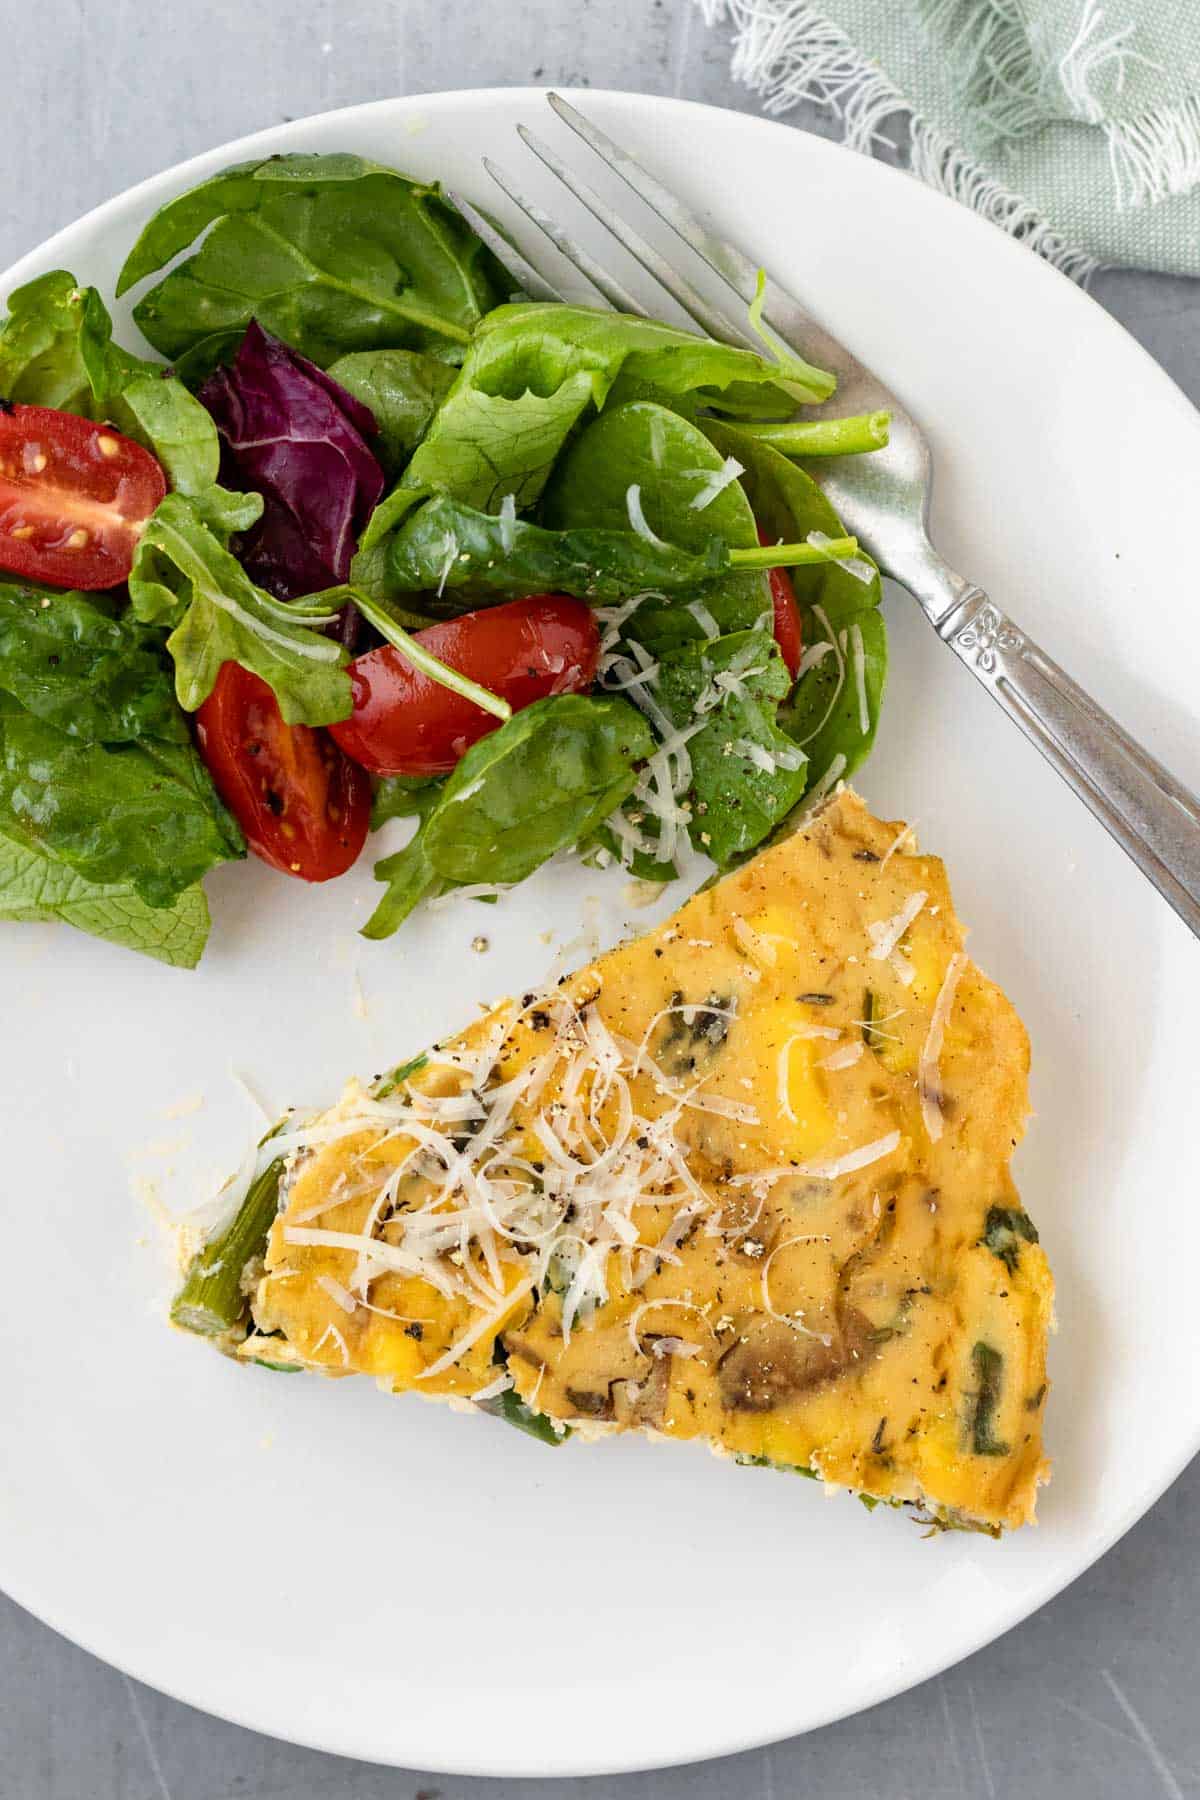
174,790 -> 1052,1532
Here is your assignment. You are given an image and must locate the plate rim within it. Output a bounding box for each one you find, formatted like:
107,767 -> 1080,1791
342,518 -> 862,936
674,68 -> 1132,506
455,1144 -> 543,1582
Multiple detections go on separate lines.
2,84 -> 1199,1779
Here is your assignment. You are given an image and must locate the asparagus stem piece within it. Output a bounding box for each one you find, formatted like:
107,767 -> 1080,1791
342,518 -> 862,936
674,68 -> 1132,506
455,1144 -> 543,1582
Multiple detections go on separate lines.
170,1158 -> 283,1338
349,587 -> 512,721
373,1052 -> 429,1100
736,411 -> 891,457
729,535 -> 859,570
477,1386 -> 571,1446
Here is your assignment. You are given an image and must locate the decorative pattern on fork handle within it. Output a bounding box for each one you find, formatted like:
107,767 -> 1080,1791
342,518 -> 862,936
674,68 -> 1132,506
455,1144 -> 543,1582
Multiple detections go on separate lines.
948,594 -> 1025,676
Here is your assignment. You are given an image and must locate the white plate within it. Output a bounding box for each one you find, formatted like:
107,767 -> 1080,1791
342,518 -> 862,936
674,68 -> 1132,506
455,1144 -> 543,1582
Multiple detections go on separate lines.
3,88 -> 1199,1780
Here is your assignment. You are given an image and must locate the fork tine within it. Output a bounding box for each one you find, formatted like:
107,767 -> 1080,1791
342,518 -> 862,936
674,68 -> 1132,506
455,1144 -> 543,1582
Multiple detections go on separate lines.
546,92 -> 765,303
447,191 -> 568,304
483,158 -> 634,315
515,123 -> 765,353
544,91 -> 839,368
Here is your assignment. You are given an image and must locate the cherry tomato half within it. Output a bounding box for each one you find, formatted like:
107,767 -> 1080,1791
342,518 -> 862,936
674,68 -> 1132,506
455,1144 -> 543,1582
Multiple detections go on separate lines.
195,663 -> 370,881
330,594 -> 601,777
0,404 -> 166,590
758,527 -> 802,680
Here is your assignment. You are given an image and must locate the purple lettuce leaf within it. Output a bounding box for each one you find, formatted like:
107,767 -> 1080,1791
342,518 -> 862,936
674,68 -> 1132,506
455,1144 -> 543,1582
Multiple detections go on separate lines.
199,321 -> 385,601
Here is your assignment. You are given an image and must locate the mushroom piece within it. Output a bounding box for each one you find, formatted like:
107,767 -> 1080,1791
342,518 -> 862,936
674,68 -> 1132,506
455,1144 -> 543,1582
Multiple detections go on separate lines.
717,1309 -> 875,1413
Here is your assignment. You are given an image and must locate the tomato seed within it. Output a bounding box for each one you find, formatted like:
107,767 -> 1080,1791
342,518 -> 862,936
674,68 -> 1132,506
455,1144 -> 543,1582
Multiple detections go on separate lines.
96,435 -> 120,459
65,528 -> 89,550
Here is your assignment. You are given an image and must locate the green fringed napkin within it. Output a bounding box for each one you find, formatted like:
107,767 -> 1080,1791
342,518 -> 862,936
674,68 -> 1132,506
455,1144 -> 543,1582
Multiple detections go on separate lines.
696,0 -> 1200,276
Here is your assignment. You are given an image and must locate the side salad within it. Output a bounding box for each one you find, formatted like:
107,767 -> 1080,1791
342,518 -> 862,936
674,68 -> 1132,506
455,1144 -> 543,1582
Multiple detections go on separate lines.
0,151 -> 888,968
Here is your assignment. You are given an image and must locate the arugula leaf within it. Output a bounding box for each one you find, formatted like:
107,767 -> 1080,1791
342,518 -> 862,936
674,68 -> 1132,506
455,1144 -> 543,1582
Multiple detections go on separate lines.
709,423 -> 887,793
397,302 -> 832,519
0,704 -> 243,909
361,830 -> 443,939
364,695 -> 654,937
541,401 -> 769,651
386,494 -> 726,609
655,628 -> 808,867
117,154 -> 506,379
327,348 -> 456,475
0,817 -> 211,967
128,492 -> 351,724
103,368 -> 220,497
0,583 -> 186,745
370,773 -> 443,831
185,484 -> 264,543
0,269 -> 220,494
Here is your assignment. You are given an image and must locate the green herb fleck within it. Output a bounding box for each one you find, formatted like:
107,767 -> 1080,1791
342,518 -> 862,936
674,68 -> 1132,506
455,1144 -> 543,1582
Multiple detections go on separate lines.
980,1205 -> 1039,1274
969,1342 -> 1009,1458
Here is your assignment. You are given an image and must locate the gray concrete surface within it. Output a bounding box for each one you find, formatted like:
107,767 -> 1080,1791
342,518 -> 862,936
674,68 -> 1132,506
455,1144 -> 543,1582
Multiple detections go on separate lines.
2,1 -> 1198,1794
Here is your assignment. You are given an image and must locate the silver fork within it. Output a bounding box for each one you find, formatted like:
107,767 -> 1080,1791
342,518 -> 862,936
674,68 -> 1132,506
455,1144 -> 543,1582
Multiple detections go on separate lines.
450,91 -> 1200,942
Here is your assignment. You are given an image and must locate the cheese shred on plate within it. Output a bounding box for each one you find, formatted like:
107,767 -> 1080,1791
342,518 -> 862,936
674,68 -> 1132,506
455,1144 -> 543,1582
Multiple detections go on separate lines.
189,791 -> 1052,1535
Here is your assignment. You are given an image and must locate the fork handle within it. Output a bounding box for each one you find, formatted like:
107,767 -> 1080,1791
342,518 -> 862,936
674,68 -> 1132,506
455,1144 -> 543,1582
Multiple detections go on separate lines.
921,576 -> 1200,939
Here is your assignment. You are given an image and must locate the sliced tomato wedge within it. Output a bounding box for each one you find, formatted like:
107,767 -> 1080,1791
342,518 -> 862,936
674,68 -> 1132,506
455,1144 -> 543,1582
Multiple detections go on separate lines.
330,594 -> 601,777
758,527 -> 802,680
195,663 -> 370,881
0,404 -> 166,590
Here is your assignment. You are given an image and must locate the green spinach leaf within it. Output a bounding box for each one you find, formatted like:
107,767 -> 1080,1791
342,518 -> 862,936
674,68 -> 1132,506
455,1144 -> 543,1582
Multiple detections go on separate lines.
0,816 -> 211,967
0,270 -> 99,411
386,494 -> 726,608
709,423 -> 887,794
541,401 -> 769,650
423,694 -> 653,883
0,270 -> 220,494
364,694 -> 653,937
0,703 -> 243,909
326,348 -> 456,475
128,492 -> 351,724
403,368 -> 598,514
0,584 -> 186,744
655,628 -> 808,867
117,154 -> 506,379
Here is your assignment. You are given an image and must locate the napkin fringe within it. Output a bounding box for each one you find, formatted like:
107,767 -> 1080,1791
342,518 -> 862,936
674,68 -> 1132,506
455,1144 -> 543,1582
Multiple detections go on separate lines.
1105,95 -> 1200,210
697,0 -> 1099,279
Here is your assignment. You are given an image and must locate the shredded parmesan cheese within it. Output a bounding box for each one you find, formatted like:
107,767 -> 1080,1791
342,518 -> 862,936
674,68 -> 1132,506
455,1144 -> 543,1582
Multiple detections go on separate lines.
687,456 -> 744,511
919,952 -> 968,1143
806,529 -> 875,585
732,1130 -> 902,1187
733,916 -> 778,969
868,891 -> 928,963
687,598 -> 720,637
849,621 -> 870,735
316,1273 -> 357,1315
626,484 -> 668,549
498,491 -> 516,553
760,1234 -> 831,1340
